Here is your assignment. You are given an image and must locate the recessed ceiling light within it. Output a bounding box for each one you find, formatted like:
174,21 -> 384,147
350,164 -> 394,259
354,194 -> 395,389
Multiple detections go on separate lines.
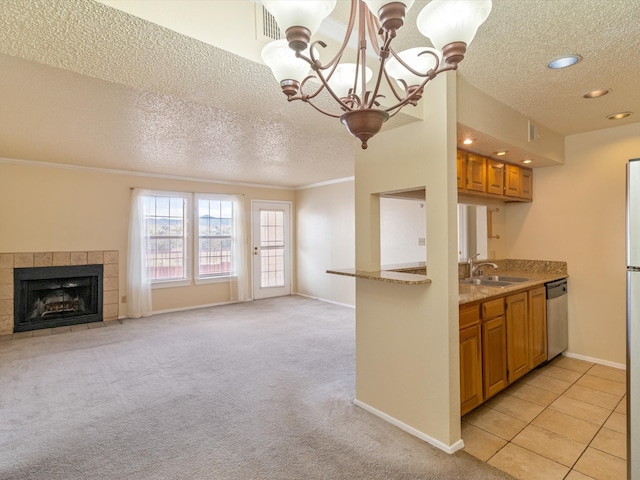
606,112 -> 633,120
494,150 -> 508,156
583,88 -> 611,99
463,138 -> 474,145
548,54 -> 582,69
522,159 -> 532,164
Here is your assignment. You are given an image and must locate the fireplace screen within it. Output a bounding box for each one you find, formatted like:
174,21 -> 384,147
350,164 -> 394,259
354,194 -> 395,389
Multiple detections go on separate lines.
14,265 -> 103,332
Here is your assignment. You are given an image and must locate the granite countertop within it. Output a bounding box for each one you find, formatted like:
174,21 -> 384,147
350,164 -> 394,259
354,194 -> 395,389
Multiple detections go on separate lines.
326,259 -> 567,294
458,270 -> 568,305
326,266 -> 431,285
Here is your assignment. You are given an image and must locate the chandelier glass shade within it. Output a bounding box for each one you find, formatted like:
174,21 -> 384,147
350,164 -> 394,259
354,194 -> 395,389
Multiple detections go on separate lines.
261,0 -> 492,149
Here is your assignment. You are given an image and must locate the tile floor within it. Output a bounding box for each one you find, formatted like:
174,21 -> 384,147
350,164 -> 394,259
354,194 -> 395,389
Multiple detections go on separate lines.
462,356 -> 627,480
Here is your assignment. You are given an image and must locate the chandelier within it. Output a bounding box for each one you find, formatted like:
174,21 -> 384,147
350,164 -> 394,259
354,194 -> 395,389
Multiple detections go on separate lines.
261,0 -> 492,149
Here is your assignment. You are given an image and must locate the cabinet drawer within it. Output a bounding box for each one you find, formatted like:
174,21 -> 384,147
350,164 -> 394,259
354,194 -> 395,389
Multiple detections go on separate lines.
482,298 -> 505,319
460,304 -> 480,329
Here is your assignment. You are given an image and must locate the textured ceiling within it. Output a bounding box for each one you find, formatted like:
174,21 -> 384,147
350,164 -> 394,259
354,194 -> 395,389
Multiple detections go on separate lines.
0,0 -> 369,187
1,0 -> 639,187
457,0 -> 640,136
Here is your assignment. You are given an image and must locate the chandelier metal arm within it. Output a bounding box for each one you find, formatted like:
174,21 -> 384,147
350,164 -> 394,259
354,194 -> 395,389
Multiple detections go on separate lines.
261,0 -> 492,148
357,2 -> 371,110
365,32 -> 394,109
308,0 -> 359,72
299,97 -> 344,119
299,74 -> 327,101
365,7 -> 384,58
382,68 -> 411,104
312,67 -> 356,110
389,48 -> 441,80
382,59 -> 458,115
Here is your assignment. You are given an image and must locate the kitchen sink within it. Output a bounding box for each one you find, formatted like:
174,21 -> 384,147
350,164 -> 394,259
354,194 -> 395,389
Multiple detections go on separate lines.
481,275 -> 531,283
460,278 -> 514,287
460,275 -> 532,287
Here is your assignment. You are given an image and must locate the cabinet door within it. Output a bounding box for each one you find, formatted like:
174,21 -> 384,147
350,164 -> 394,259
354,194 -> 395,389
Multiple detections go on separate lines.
506,292 -> 530,383
528,286 -> 547,368
504,164 -> 522,197
466,154 -> 487,192
460,324 -> 483,415
482,315 -> 508,399
486,159 -> 504,195
520,168 -> 533,200
457,150 -> 467,190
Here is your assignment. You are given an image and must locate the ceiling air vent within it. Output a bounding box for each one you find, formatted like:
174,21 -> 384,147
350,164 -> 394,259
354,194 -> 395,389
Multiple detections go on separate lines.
255,4 -> 282,43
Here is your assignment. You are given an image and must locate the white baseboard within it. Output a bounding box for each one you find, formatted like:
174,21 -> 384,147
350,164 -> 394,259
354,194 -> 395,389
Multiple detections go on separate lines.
353,399 -> 464,454
563,351 -> 626,370
295,292 -> 355,309
146,300 -> 242,317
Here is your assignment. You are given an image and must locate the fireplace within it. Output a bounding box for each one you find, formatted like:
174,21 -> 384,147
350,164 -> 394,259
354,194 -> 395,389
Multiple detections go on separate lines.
14,265 -> 103,332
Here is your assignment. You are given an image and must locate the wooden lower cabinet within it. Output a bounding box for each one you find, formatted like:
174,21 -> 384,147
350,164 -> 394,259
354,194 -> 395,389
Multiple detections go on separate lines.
506,292 -> 530,383
528,286 -> 548,368
460,324 -> 483,415
482,315 -> 508,399
460,284 -> 551,415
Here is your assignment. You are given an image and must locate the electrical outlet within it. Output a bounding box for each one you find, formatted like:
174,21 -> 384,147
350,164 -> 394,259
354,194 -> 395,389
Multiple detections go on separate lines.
418,237 -> 426,246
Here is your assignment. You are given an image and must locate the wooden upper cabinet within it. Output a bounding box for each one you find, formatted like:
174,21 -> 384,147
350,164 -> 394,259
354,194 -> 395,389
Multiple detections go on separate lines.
456,149 -> 533,203
456,150 -> 467,190
504,164 -> 522,197
486,159 -> 504,195
520,168 -> 533,200
466,154 -> 487,192
504,164 -> 534,200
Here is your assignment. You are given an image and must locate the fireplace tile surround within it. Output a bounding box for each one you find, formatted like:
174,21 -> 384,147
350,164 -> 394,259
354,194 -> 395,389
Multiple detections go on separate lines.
0,250 -> 119,335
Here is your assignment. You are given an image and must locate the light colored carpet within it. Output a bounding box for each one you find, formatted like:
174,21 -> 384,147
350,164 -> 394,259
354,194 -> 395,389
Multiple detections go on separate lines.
0,296 -> 513,479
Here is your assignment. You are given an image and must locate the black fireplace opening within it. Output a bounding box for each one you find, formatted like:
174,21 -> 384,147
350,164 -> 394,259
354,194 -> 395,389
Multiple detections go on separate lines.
14,264 -> 103,332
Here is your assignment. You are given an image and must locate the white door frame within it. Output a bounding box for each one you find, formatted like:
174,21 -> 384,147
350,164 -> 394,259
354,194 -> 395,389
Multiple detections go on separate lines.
251,200 -> 292,300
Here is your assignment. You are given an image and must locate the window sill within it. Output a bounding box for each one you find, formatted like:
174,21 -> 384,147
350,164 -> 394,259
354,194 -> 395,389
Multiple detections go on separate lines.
195,275 -> 233,285
151,279 -> 192,289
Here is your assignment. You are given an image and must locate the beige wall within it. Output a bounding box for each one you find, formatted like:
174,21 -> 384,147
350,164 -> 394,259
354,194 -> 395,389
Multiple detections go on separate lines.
506,122 -> 640,364
295,180 -> 355,306
0,160 -> 295,316
457,78 -> 565,166
354,72 -> 462,451
380,197 -> 426,265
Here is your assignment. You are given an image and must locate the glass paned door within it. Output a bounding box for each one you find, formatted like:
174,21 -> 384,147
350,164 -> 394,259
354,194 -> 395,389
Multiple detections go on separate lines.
252,201 -> 291,299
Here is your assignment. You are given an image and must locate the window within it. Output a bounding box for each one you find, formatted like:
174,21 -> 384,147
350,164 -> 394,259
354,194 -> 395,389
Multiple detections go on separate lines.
195,195 -> 233,283
142,193 -> 191,287
140,191 -> 236,287
259,209 -> 285,287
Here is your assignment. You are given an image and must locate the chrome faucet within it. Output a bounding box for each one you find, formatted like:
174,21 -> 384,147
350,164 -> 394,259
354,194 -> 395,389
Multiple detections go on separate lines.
471,261 -> 499,277
467,253 -> 480,274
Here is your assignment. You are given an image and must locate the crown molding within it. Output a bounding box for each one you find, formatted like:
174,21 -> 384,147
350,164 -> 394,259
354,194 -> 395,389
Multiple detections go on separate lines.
0,157 -> 296,191
296,176 -> 355,190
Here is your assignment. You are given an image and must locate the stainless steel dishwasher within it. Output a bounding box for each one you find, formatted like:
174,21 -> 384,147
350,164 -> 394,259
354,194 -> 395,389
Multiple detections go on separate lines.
546,279 -> 568,360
